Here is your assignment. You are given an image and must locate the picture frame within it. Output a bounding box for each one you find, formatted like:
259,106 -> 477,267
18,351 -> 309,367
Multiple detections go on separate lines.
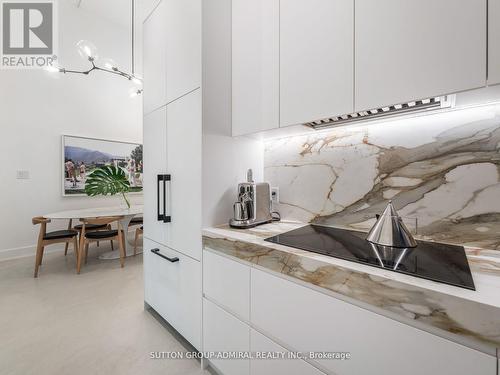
62,135 -> 143,197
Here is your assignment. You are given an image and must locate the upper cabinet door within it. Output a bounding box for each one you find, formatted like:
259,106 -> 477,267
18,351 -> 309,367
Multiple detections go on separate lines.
489,0 -> 500,85
232,0 -> 279,136
165,89 -> 202,260
143,0 -> 167,115
280,0 -> 354,127
355,0 -> 486,111
165,0 -> 201,103
143,0 -> 201,114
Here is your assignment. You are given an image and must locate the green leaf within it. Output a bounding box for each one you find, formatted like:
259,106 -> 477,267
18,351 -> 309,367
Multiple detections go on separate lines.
84,165 -> 130,197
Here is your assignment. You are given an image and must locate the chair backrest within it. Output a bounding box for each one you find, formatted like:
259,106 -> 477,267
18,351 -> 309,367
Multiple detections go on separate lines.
32,217 -> 50,241
32,216 -> 51,225
80,216 -> 124,226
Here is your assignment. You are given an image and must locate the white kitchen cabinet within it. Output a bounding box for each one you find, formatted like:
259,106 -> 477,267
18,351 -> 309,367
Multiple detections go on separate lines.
143,90 -> 201,260
203,298 -> 250,375
489,0 -> 500,85
203,250 -> 250,321
143,238 -> 201,350
232,0 -> 279,136
143,0 -> 201,115
165,89 -> 202,260
355,0 -> 486,111
143,0 -> 167,115
165,0 -> 201,103
251,268 -> 496,375
250,329 -> 325,375
142,0 -> 202,355
280,0 -> 354,126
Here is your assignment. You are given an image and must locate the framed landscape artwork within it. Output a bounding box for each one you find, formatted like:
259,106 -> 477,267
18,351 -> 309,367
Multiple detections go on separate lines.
62,135 -> 143,196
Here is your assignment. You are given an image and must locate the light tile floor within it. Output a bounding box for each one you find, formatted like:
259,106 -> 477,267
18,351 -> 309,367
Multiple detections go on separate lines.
0,238 -> 210,375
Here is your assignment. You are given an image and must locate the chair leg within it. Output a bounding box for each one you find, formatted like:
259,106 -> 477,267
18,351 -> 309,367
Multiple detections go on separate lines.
110,240 -> 114,251
84,243 -> 89,264
97,241 -> 99,247
39,247 -> 45,266
117,233 -> 125,268
77,238 -> 85,274
65,219 -> 73,256
34,242 -> 44,278
73,237 -> 79,266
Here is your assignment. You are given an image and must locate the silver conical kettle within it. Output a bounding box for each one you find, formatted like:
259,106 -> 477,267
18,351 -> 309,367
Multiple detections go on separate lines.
366,201 -> 417,248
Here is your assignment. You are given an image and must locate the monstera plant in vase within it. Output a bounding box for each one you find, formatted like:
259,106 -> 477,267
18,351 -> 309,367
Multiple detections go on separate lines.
85,165 -> 131,208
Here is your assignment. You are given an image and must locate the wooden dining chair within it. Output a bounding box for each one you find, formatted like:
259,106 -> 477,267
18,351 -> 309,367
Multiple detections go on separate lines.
32,217 -> 79,278
78,216 -> 125,274
133,226 -> 143,256
64,218 -> 114,255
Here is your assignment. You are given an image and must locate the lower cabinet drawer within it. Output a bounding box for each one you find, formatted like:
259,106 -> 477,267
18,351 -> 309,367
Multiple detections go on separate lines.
203,250 -> 250,321
250,329 -> 325,375
251,268 -> 496,375
143,238 -> 201,350
203,298 -> 250,375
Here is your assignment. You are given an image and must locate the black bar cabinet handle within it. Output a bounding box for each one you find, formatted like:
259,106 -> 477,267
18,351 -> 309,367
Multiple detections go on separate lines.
163,174 -> 167,222
163,174 -> 171,223
151,248 -> 179,263
157,175 -> 164,221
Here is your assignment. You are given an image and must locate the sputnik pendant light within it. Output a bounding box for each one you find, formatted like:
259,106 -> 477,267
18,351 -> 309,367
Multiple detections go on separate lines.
47,0 -> 142,97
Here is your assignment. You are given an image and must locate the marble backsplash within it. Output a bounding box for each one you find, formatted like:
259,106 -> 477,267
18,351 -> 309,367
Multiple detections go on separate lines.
264,104 -> 500,250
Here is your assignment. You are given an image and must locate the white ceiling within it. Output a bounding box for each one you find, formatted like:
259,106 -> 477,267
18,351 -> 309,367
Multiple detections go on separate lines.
74,0 -> 133,28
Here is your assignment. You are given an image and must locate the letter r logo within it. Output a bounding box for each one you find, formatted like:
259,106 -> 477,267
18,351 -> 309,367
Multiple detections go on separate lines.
2,2 -> 53,54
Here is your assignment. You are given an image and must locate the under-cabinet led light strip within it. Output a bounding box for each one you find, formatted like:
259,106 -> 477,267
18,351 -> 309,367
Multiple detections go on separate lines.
305,96 -> 455,130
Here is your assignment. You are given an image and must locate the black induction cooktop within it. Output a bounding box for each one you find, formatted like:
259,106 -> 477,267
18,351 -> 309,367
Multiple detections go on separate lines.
264,225 -> 475,290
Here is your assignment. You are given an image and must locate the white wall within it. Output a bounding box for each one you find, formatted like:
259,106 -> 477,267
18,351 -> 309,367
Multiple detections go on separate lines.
0,1 -> 142,259
202,0 -> 264,227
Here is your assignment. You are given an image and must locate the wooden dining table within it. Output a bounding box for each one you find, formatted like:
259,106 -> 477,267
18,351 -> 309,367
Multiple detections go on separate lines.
44,205 -> 143,259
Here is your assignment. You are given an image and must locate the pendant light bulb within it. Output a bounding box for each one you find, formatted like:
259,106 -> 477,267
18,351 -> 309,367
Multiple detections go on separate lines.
76,40 -> 98,61
101,57 -> 118,71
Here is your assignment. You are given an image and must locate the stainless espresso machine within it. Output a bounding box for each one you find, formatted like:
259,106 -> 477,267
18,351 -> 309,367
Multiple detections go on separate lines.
229,169 -> 273,229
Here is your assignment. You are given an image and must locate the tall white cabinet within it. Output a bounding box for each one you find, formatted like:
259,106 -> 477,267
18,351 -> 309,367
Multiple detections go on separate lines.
142,0 -> 202,350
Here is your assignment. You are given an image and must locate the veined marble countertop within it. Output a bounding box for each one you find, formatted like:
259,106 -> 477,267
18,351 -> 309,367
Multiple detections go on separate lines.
202,221 -> 500,353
